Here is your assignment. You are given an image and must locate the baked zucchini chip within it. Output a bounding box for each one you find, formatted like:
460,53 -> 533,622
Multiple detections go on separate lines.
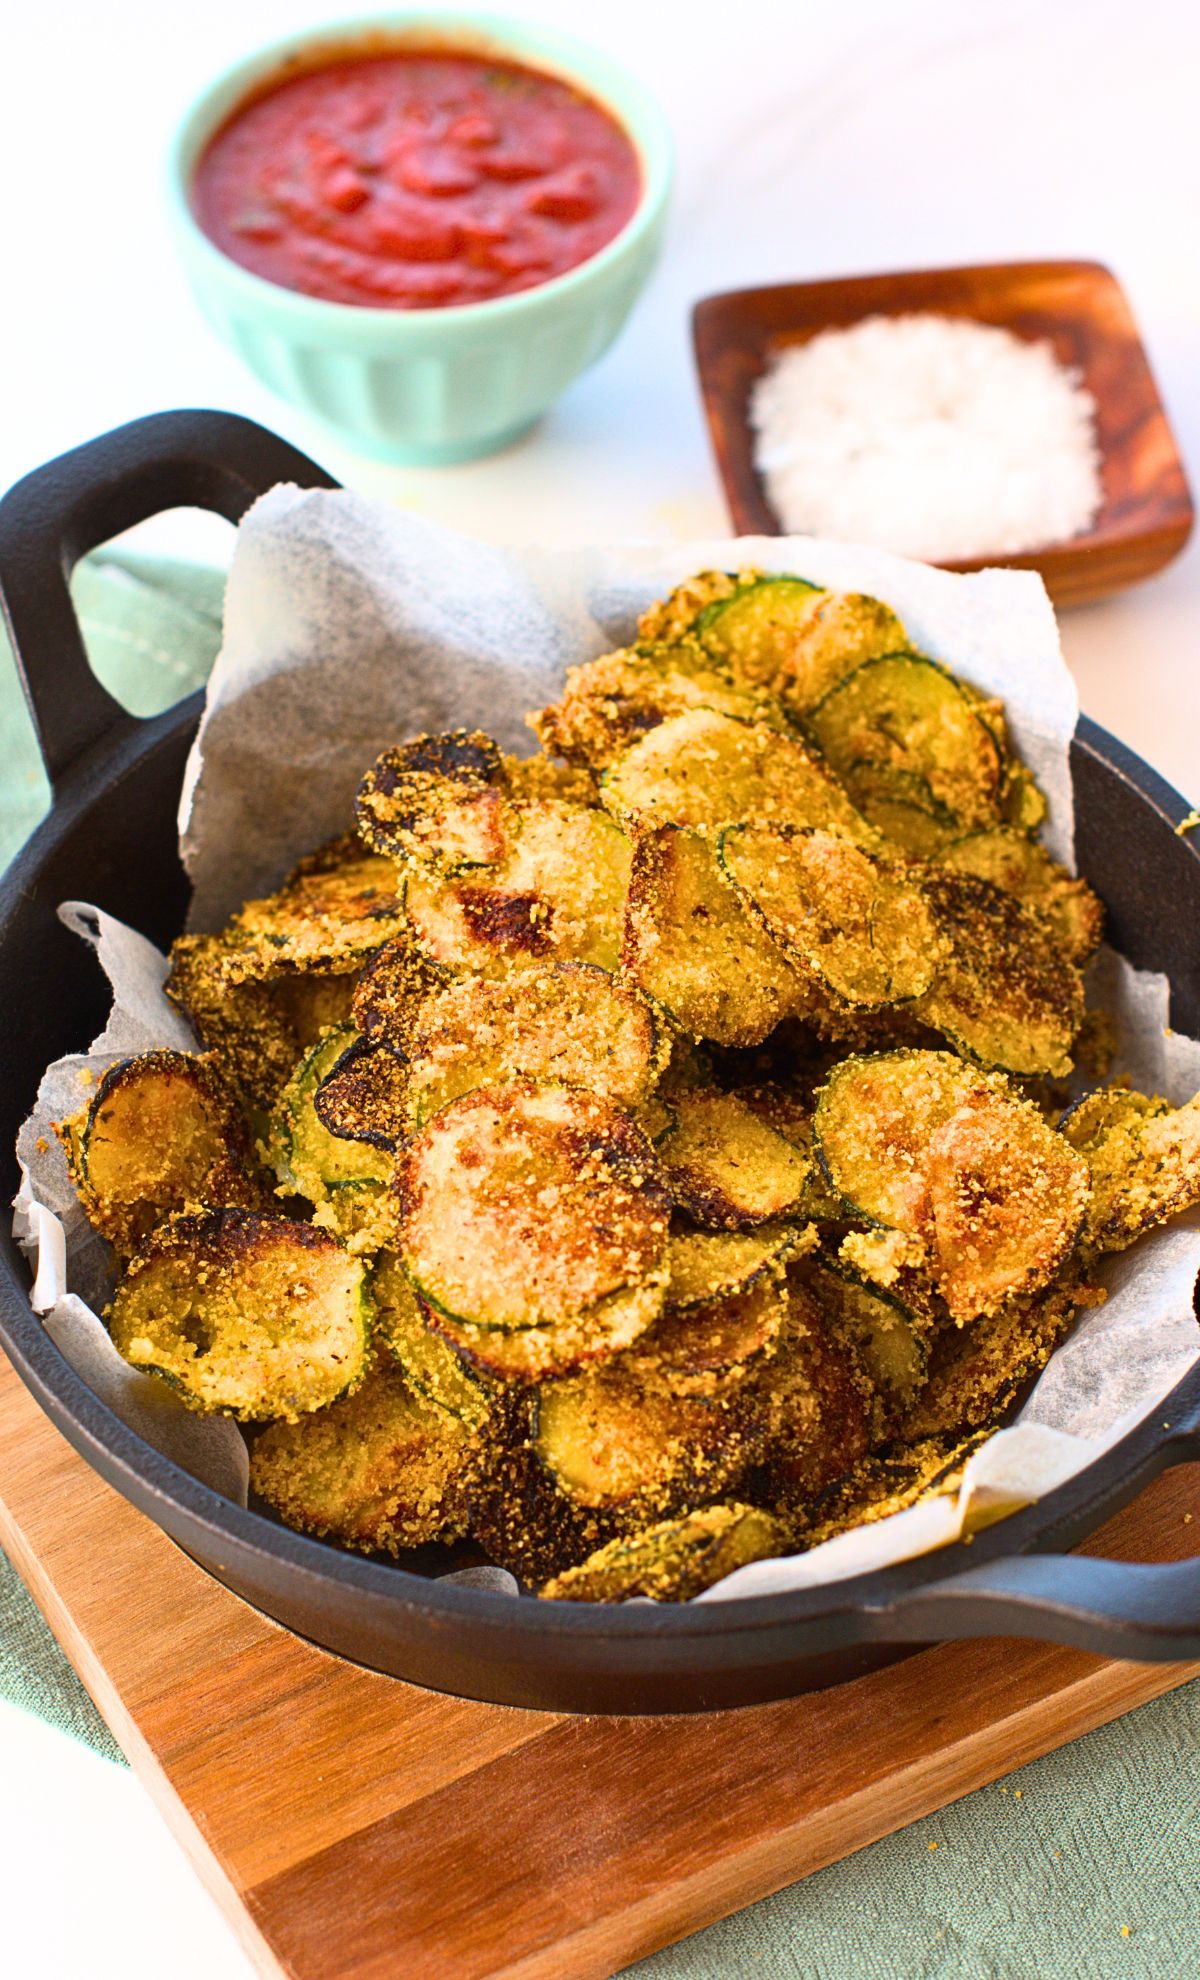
351,934 -> 446,1050
404,961 -> 665,1128
899,1275 -> 1088,1443
916,868 -> 1084,1077
540,1502 -> 786,1603
806,654 -> 1003,829
719,824 -> 944,1009
56,1050 -> 260,1256
656,1088 -> 813,1228
1061,1085 -> 1200,1251
372,1251 -> 493,1430
108,1208 -> 370,1421
692,576 -> 909,714
793,1432 -> 988,1551
221,851 -> 408,978
396,1081 -> 669,1370
754,1284 -> 874,1513
265,1028 -> 395,1252
166,935 -> 315,1112
815,1051 -> 1090,1324
665,1220 -> 814,1310
356,730 -> 511,871
250,1357 -> 479,1554
314,1036 -> 412,1150
803,1256 -> 929,1428
601,706 -> 874,842
467,1394 -> 620,1585
405,800 -> 631,975
627,1271 -> 789,1398
529,638 -> 784,771
621,825 -> 805,1047
533,1360 -> 757,1519
940,828 -> 1104,964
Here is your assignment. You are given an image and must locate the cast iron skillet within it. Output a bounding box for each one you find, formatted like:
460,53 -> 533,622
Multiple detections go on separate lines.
0,411 -> 1197,1715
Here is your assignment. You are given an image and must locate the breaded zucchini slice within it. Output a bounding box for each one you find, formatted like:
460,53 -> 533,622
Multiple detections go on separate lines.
404,961 -> 665,1129
814,1051 -> 1090,1324
792,1431 -> 988,1551
356,730 -> 511,871
467,1394 -> 620,1585
940,828 -> 1104,964
221,851 -> 408,978
665,1220 -> 814,1310
803,1256 -> 929,1427
753,1284 -> 874,1512
396,1079 -> 670,1341
627,1270 -> 789,1398
533,1360 -> 757,1519
719,824 -> 945,1010
372,1251 -> 493,1429
1061,1085 -> 1200,1252
916,868 -> 1084,1077
861,788 -> 963,860
621,825 -> 805,1047
635,568 -> 747,646
806,654 -> 1004,830
167,935 -> 312,1112
500,751 -> 597,805
656,1088 -> 813,1228
899,1274 -> 1089,1443
405,800 -> 631,976
540,1502 -> 786,1603
108,1208 -> 370,1421
692,576 -> 909,714
314,1036 -> 412,1150
55,1050 -> 259,1256
601,706 -> 874,842
250,1358 -> 479,1554
529,638 -> 785,771
265,1028 -> 395,1252
735,1084 -> 847,1221
351,934 -> 446,1050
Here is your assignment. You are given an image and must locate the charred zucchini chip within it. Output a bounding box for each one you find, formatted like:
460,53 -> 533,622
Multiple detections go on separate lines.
405,961 -> 665,1128
250,1358 -> 479,1554
657,1088 -> 813,1228
814,1051 -> 1089,1324
405,801 -> 630,976
396,1080 -> 669,1344
621,825 -> 805,1048
627,1270 -> 790,1397
372,1251 -> 493,1429
267,1027 -> 394,1195
356,730 -> 511,871
1061,1085 -> 1200,1251
719,824 -> 944,1009
754,1284 -> 874,1513
533,1360 -> 756,1518
467,1394 -> 620,1585
665,1220 -> 814,1310
56,1050 -> 259,1255
916,867 -> 1084,1077
530,638 -> 785,772
694,577 -> 909,714
221,852 -> 408,978
803,1256 -> 929,1426
313,1036 -> 411,1151
108,1208 -> 370,1421
602,706 -> 874,843
940,828 -> 1104,964
540,1502 -> 786,1603
351,935 -> 446,1049
806,654 -> 1003,829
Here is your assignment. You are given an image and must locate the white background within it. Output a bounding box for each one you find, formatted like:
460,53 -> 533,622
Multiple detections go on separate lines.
1,1 -> 1198,1974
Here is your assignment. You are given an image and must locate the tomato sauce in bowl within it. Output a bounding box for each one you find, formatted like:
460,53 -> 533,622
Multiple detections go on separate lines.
191,49 -> 642,310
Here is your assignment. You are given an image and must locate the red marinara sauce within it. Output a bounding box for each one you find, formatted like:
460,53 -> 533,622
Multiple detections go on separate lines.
192,49 -> 642,310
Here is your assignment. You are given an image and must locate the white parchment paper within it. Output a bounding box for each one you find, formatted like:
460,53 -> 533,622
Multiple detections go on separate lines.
13,491 -> 1200,1599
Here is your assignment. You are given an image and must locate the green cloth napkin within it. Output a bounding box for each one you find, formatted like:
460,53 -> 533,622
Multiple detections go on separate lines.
1,553 -> 1197,1977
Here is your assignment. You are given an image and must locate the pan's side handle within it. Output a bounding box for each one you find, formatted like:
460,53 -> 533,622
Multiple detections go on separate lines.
866,1402 -> 1200,1662
0,410 -> 338,790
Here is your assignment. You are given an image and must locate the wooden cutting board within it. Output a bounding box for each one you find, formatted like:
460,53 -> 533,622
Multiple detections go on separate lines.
1,1347 -> 1196,1980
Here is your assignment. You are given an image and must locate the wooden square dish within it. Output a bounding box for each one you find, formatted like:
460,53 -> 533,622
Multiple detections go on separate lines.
693,260 -> 1193,607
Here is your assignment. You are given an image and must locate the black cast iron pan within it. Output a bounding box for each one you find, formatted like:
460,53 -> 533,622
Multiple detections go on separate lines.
0,410 -> 1197,1716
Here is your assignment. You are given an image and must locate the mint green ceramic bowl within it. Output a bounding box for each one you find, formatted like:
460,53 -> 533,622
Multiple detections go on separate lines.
168,14 -> 673,464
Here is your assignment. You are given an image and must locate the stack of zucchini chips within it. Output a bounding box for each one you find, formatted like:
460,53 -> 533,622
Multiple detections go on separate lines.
57,572 -> 1200,1603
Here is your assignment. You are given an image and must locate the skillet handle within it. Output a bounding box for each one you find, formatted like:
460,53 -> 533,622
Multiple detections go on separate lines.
0,410 -> 338,790
874,1405 -> 1200,1662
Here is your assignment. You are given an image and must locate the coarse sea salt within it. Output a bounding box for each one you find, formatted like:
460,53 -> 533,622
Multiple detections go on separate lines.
750,312 -> 1103,562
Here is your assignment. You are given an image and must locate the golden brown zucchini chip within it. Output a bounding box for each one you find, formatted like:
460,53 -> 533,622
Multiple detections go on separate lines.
754,1284 -> 874,1513
621,825 -> 805,1047
735,1085 -> 847,1221
940,828 -> 1104,964
635,568 -> 747,645
692,576 -> 910,715
601,706 -> 874,842
166,936 -> 310,1112
250,1358 -> 479,1555
656,1088 -> 813,1228
108,1208 -> 370,1422
56,1050 -> 260,1255
627,1271 -> 789,1398
1061,1085 -> 1200,1252
793,1431 -> 988,1551
351,934 -> 446,1050
815,1051 -> 1090,1324
221,852 -> 408,979
899,1273 -> 1090,1443
719,824 -> 945,1010
530,638 -> 785,771
356,730 -> 511,871
372,1251 -> 494,1430
404,961 -> 665,1129
265,1028 -> 395,1252
915,867 -> 1084,1077
405,800 -> 631,976
861,789 -> 962,860
396,1081 -> 669,1355
803,1256 -> 929,1429
466,1393 -> 619,1585
540,1502 -> 786,1603
501,752 -> 597,805
665,1220 -> 814,1310
313,1036 -> 412,1151
533,1360 -> 757,1519
807,655 -> 1004,830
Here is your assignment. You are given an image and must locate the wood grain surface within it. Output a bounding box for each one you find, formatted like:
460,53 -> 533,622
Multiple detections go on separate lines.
1,1346 -> 1197,1980
693,259 -> 1194,606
